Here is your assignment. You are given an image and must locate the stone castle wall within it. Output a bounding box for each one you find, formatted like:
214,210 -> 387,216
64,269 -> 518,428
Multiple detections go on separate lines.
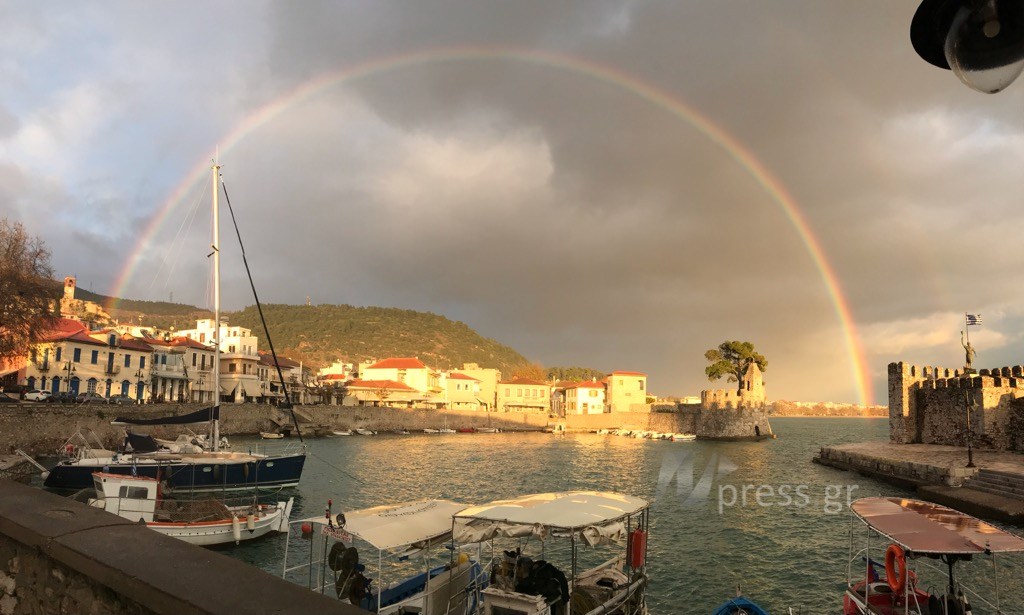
888,361 -> 1024,451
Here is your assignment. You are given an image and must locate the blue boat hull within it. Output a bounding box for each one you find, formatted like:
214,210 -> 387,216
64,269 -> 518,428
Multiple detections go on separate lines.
713,596 -> 770,615
43,453 -> 306,492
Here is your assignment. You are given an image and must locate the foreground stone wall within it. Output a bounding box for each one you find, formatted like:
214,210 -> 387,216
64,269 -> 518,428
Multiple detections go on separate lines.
0,479 -> 359,615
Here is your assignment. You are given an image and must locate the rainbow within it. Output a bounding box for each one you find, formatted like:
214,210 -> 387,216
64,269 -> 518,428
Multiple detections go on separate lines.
108,46 -> 872,405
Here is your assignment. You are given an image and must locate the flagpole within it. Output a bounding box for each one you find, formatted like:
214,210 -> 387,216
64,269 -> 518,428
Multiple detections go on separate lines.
965,313 -> 970,346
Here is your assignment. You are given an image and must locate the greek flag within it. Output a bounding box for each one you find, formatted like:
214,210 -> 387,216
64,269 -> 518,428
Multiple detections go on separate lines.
966,314 -> 982,326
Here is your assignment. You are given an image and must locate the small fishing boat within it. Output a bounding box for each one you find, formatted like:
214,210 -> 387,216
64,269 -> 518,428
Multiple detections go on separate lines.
332,430 -> 353,436
842,497 -> 1024,615
354,429 -> 376,436
422,428 -> 440,434
438,428 -> 457,434
712,587 -> 770,615
457,427 -> 476,434
89,472 -> 292,546
261,432 -> 285,439
476,427 -> 498,434
453,491 -> 650,615
670,433 -> 696,442
283,499 -> 484,614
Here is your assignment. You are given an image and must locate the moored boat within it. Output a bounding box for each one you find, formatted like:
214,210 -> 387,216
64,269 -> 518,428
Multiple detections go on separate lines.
476,427 -> 498,433
284,499 -> 484,614
453,491 -> 650,615
89,472 -> 292,546
842,497 -> 1024,615
423,428 -> 440,434
332,430 -> 353,436
670,433 -> 696,442
354,428 -> 376,436
712,588 -> 770,615
261,432 -> 285,439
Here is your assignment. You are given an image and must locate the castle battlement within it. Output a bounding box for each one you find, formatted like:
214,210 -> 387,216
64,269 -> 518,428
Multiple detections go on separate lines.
888,361 -> 1024,451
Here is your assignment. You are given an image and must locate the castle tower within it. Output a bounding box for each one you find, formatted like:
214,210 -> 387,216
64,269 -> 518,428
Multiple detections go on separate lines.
739,360 -> 765,407
63,276 -> 76,301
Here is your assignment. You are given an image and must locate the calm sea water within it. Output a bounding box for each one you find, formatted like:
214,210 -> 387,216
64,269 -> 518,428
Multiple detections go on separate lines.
226,418 -> 1023,614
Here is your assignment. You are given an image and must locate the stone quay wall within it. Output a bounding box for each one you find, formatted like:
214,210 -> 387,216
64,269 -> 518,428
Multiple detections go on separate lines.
888,362 -> 1024,451
1,402 -> 774,455
814,446 -> 978,487
0,479 -> 359,615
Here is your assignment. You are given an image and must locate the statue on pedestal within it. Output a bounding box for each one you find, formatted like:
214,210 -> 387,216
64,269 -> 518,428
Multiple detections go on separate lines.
961,330 -> 975,371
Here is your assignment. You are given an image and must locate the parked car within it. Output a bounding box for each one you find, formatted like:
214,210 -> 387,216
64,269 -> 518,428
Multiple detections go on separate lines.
0,393 -> 19,403
24,390 -> 52,402
2,384 -> 30,399
76,392 -> 109,404
46,392 -> 78,404
107,394 -> 135,405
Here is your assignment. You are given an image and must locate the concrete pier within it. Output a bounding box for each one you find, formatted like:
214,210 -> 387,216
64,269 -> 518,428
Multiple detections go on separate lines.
815,441 -> 1024,524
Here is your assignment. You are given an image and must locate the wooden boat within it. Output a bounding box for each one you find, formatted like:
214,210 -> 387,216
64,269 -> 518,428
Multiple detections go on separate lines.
354,428 -> 376,436
260,432 -> 284,439
670,433 -> 696,442
713,587 -> 770,615
284,499 -> 483,614
89,472 -> 292,546
453,491 -> 650,615
842,497 -> 1024,615
332,430 -> 353,436
476,427 -> 498,433
457,427 -> 476,433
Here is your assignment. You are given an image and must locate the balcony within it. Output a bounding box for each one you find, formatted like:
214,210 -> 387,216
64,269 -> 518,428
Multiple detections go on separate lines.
104,365 -> 121,376
33,361 -> 50,372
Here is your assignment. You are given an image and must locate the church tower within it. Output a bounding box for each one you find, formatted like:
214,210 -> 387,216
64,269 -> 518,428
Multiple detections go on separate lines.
63,276 -> 76,301
739,360 -> 766,408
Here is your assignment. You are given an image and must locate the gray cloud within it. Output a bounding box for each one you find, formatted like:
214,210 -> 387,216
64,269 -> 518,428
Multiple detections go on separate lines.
3,1 -> 1024,404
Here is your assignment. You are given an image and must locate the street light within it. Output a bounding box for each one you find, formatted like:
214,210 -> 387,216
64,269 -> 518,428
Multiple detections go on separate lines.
62,361 -> 76,394
911,0 -> 1024,92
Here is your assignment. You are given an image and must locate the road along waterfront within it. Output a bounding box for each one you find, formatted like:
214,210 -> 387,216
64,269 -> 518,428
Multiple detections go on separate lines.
222,418 -> 1023,614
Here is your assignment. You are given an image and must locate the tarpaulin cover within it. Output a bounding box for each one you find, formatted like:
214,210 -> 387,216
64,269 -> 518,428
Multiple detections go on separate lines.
111,406 -> 218,426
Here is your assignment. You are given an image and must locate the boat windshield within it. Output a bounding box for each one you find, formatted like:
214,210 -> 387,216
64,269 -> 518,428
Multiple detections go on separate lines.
851,497 -> 1024,555
453,491 -> 649,546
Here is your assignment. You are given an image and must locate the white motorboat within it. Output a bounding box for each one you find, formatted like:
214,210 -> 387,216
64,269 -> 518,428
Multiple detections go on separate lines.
284,499 -> 484,614
476,428 -> 498,434
332,430 -> 353,436
261,432 -> 285,439
670,433 -> 696,442
89,472 -> 292,547
438,428 -> 457,434
354,429 -> 376,436
423,428 -> 440,434
453,491 -> 650,615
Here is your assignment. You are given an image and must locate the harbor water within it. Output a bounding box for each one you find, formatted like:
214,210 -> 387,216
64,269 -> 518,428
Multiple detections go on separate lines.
227,418 -> 1024,614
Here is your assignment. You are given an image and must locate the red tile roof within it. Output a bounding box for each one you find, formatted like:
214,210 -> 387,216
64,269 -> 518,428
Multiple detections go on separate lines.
168,337 -> 214,350
258,353 -> 301,368
345,379 -> 417,392
570,380 -> 605,389
366,357 -> 426,370
320,373 -> 349,381
447,372 -> 479,381
38,318 -> 88,342
116,338 -> 154,352
611,371 -> 647,377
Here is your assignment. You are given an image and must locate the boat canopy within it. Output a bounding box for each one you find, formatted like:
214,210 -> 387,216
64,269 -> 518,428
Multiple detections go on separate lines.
851,497 -> 1024,555
301,500 -> 468,552
111,406 -> 218,426
453,491 -> 648,547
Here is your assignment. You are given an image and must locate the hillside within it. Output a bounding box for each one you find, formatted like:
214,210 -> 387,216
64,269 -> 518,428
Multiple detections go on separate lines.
68,287 -> 529,373
225,304 -> 529,372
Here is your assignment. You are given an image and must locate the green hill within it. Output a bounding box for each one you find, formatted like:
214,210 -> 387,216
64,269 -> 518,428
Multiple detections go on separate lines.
226,304 -> 528,372
69,287 -> 529,373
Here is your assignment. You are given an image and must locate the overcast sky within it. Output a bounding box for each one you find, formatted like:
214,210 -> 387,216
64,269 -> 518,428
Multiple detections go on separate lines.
3,1 -> 1023,404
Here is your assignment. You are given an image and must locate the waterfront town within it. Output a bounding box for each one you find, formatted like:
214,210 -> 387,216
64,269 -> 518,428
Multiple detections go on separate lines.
0,277 -> 760,416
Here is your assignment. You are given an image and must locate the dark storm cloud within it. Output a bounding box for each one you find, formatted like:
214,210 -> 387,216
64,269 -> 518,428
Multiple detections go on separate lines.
4,2 -> 1023,403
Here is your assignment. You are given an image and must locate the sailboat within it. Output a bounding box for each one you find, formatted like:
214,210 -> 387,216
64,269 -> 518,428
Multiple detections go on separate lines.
44,160 -> 307,492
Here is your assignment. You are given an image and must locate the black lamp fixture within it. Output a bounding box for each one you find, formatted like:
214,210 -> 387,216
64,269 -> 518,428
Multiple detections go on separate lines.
911,0 -> 1024,92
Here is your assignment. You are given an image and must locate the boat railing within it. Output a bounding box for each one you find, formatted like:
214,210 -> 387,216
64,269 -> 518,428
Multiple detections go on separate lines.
245,440 -> 307,458
907,554 -> 1006,614
102,493 -> 276,525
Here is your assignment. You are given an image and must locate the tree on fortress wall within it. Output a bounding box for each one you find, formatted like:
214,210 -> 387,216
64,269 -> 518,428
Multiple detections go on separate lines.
0,219 -> 58,360
704,340 -> 767,393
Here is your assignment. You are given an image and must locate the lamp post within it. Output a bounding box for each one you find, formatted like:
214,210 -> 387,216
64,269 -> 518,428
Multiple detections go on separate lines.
964,389 -> 977,468
62,361 -> 76,394
134,369 -> 146,404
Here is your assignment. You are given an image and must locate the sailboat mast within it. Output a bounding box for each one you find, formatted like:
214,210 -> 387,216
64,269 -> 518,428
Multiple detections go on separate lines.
212,159 -> 221,452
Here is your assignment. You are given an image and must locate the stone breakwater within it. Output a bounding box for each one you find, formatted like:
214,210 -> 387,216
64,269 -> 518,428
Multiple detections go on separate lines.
0,403 -> 773,456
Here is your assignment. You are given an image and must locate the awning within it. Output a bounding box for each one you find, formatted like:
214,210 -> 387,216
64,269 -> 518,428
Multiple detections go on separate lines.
299,500 -> 469,552
240,380 -> 262,398
453,491 -> 648,546
851,497 -> 1024,555
219,382 -> 238,395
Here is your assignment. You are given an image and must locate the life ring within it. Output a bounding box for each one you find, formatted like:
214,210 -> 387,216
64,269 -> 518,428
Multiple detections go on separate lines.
885,544 -> 908,594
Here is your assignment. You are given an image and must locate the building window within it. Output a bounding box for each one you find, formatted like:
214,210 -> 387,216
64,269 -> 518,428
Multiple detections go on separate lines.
229,364 -> 236,373
639,380 -> 644,391
229,345 -> 236,353
199,333 -> 205,343
140,356 -> 146,369
541,390 -> 546,398
87,378 -> 97,394
56,347 -> 62,362
517,388 -> 522,397
90,350 -> 98,364
192,353 -> 197,366
590,390 -> 597,397
73,348 -> 80,362
124,355 -> 130,368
